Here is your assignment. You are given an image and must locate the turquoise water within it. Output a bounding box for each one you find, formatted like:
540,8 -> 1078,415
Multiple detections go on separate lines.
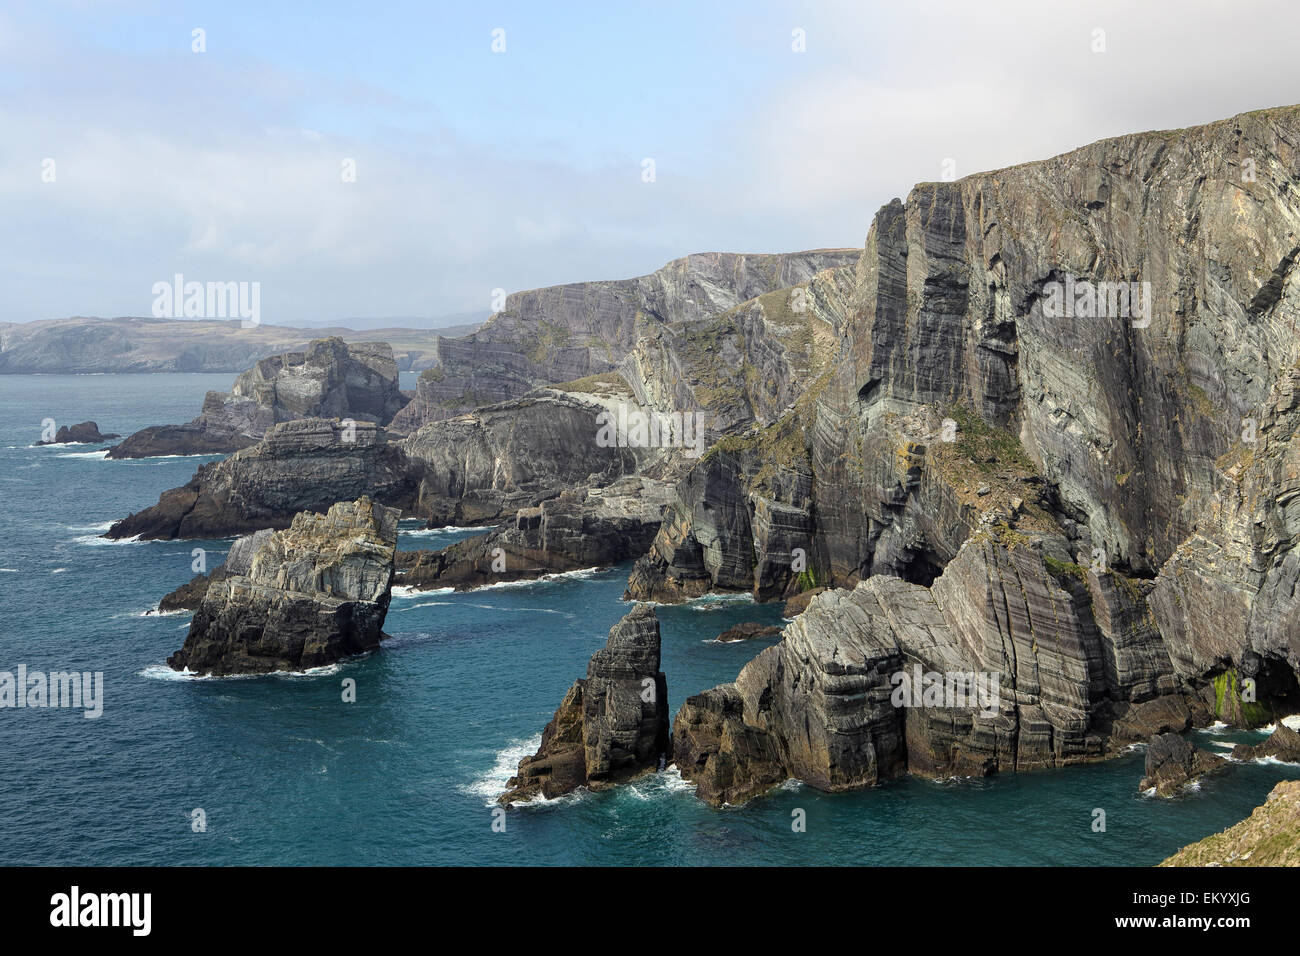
1,373 -> 1297,866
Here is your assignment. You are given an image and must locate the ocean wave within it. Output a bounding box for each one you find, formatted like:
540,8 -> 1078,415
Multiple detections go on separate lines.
461,734 -> 543,806
400,524 -> 487,537
391,585 -> 454,599
1202,720 -> 1232,734
71,531 -> 141,546
139,661 -> 345,681
471,567 -> 606,591
55,449 -> 110,460
0,568 -> 19,573
50,567 -> 68,574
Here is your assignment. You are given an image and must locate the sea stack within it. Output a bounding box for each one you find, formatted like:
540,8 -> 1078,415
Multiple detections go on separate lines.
500,603 -> 670,802
167,496 -> 400,676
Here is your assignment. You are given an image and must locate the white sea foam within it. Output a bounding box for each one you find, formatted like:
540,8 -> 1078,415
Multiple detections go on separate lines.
461,734 -> 544,806
50,567 -> 68,574
1202,720 -> 1231,734
0,568 -> 19,573
56,449 -> 110,460
72,531 -> 141,546
472,567 -> 605,591
400,524 -> 486,537
391,585 -> 454,600
67,521 -> 114,533
140,661 -> 344,681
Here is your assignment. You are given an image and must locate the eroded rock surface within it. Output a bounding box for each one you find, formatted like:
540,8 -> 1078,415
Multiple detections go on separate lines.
167,497 -> 399,676
110,338 -> 404,458
1140,733 -> 1228,796
501,604 -> 670,802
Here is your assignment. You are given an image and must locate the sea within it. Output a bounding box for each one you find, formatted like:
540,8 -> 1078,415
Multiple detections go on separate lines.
1,372 -> 1297,866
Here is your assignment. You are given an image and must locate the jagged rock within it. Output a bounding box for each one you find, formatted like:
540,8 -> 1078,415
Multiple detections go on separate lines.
167,497 -> 400,675
1139,733 -> 1228,797
156,529 -> 273,612
109,338 -> 404,458
715,622 -> 783,643
1230,721 -> 1300,762
106,419 -> 420,540
413,249 -> 859,427
399,390 -> 647,526
1161,779 -> 1300,866
36,421 -> 119,445
395,478 -> 671,591
501,604 -> 670,802
674,530 -> 1208,805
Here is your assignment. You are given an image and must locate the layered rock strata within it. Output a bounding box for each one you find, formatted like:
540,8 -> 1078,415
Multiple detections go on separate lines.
167,497 -> 400,675
500,604 -> 670,802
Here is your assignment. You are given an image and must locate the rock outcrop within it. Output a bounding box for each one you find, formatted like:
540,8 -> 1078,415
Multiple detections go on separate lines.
167,497 -> 399,675
715,622 -> 783,643
1139,733 -> 1228,796
674,529 -> 1209,806
1161,779 -> 1300,866
410,249 -> 859,427
106,419 -> 420,540
109,338 -> 405,458
1229,721 -> 1300,762
395,478 -> 672,591
500,604 -> 670,802
36,421 -> 119,445
156,529 -> 273,612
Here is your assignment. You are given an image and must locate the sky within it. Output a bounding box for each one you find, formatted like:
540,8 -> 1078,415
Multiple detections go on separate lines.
4,0 -> 1300,326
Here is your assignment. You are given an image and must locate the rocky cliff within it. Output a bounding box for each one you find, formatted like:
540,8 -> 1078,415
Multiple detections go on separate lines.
395,477 -> 673,591
401,249 -> 858,427
500,604 -> 670,802
106,419 -> 420,539
167,497 -> 399,675
627,108 -> 1300,805
109,337 -> 405,458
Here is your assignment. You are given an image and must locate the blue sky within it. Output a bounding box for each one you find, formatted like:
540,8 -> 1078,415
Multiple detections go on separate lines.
4,0 -> 1300,326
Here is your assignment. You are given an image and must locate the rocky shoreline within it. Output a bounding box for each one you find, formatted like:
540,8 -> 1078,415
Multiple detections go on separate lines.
93,105 -> 1300,825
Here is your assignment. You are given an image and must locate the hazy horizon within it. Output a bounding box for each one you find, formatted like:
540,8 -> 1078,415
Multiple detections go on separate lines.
6,0 -> 1300,325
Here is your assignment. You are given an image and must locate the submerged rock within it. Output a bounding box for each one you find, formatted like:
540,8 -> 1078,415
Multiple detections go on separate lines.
1139,733 -> 1227,797
715,622 -> 783,643
166,497 -> 399,675
500,604 -> 670,802
36,421 -> 119,445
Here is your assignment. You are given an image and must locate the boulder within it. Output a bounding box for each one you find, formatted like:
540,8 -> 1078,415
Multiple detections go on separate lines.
1139,733 -> 1228,797
715,622 -> 783,643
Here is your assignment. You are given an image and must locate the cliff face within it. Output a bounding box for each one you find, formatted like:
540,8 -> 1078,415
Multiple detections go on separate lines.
400,249 -> 859,427
661,106 -> 1300,803
106,419 -> 420,540
108,337 -> 405,458
168,497 -> 400,676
